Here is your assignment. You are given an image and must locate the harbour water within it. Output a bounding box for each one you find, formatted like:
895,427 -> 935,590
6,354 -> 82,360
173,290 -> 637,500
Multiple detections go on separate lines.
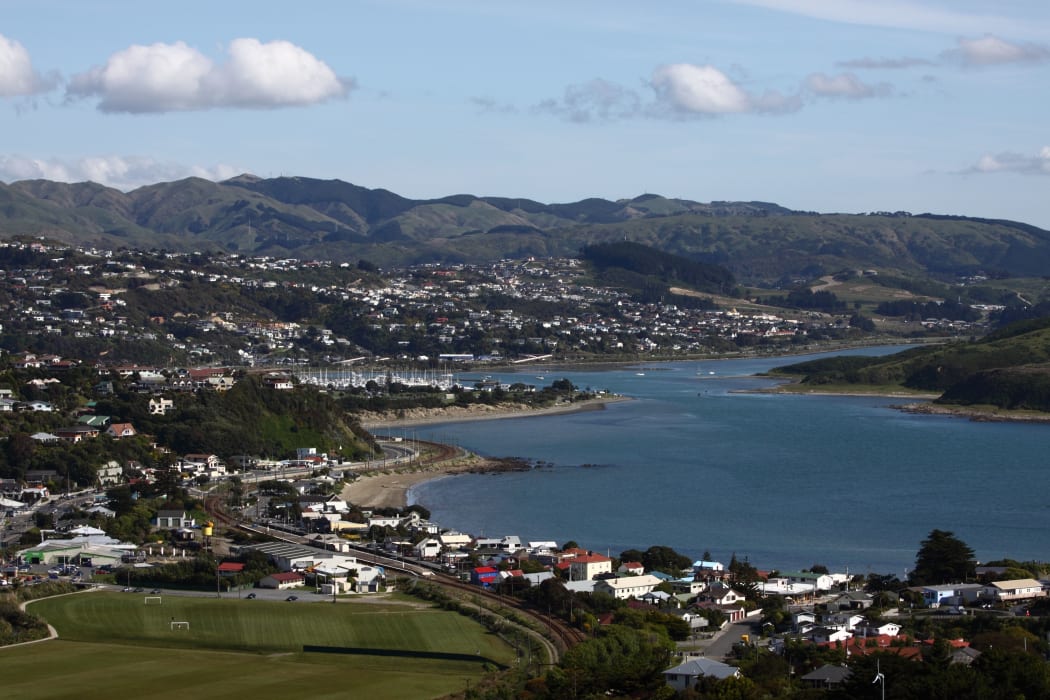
409,346 -> 1050,577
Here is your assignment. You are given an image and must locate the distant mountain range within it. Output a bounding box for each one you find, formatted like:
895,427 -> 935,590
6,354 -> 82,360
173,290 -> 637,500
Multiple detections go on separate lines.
2,174 -> 1049,284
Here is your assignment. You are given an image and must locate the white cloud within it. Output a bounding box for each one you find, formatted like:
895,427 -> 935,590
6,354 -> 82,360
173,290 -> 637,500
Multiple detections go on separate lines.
968,147 -> 1050,176
805,72 -> 891,98
944,35 -> 1050,66
67,38 -> 353,112
0,154 -> 241,190
0,33 -> 57,96
650,64 -> 753,114
732,0 -> 1041,38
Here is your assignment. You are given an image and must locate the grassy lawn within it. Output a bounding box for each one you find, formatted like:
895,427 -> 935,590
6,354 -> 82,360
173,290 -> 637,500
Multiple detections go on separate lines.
0,592 -> 514,699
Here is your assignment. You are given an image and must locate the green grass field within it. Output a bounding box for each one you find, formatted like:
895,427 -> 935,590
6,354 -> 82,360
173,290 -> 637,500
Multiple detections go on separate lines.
0,592 -> 514,700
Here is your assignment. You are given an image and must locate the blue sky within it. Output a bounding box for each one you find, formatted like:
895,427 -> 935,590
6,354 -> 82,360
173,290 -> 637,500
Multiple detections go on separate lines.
1,0 -> 1048,228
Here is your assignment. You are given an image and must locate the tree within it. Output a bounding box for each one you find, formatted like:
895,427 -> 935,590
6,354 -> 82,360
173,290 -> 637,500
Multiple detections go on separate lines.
910,529 -> 975,586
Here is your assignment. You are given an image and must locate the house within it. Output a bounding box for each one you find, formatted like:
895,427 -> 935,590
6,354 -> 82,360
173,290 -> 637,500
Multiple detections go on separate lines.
921,583 -> 984,607
471,566 -> 500,587
801,664 -> 852,690
105,422 -> 137,439
618,561 -> 645,576
54,426 -> 100,443
154,510 -> 196,528
780,570 -> 836,591
260,572 -> 306,589
663,657 -> 740,690
701,582 -> 745,606
217,562 -> 245,576
148,397 -> 175,415
594,574 -> 663,600
413,538 -> 442,559
827,591 -> 875,610
810,626 -> 852,644
96,460 -> 123,486
981,578 -> 1046,603
855,620 -> 902,638
567,552 -> 613,581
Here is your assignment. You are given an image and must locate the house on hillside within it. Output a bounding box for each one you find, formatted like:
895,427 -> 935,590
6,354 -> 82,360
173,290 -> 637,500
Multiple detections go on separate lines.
594,574 -> 663,600
567,553 -> 613,581
663,657 -> 740,691
105,422 -> 137,439
981,579 -> 1046,603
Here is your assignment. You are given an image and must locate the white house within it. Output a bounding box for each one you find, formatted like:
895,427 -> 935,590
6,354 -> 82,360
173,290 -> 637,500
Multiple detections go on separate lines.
567,553 -> 613,581
414,538 -> 442,559
780,571 -> 836,591
594,574 -> 663,600
981,579 -> 1046,603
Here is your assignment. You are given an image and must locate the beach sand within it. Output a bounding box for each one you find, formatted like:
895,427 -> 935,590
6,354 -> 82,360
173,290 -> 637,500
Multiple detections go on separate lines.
341,395 -> 628,509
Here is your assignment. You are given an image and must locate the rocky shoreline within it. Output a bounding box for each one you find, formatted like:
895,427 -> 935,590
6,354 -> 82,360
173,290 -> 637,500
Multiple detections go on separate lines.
896,402 -> 1050,423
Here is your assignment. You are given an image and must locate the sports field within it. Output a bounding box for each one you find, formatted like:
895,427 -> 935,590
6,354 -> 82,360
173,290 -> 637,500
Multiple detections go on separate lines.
0,591 -> 515,699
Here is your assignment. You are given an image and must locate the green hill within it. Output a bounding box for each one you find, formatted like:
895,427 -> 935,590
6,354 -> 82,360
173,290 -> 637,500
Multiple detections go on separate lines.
774,318 -> 1050,409
3,176 -> 1050,287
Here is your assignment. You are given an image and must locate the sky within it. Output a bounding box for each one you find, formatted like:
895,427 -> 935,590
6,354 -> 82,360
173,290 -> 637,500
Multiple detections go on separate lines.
1,0 -> 1049,228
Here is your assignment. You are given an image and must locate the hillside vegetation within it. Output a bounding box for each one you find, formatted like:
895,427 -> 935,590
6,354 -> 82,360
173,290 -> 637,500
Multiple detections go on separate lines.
3,176 -> 1050,286
773,318 -> 1050,410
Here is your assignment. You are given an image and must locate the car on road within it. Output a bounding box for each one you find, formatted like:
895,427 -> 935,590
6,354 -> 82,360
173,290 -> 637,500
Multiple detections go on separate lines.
133,587 -> 144,593
246,593 -> 256,599
285,595 -> 298,601
150,589 -> 161,594
122,587 -> 132,592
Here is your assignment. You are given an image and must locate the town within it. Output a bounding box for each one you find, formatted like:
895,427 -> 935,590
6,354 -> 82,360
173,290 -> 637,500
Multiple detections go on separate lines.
1,237 -> 1046,699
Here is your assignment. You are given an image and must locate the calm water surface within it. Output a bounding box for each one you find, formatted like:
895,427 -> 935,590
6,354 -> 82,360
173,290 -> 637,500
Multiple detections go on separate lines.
407,347 -> 1049,576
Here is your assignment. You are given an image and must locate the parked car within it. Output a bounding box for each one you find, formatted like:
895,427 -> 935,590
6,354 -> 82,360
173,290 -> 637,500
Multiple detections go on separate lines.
246,593 -> 257,599
285,595 -> 298,601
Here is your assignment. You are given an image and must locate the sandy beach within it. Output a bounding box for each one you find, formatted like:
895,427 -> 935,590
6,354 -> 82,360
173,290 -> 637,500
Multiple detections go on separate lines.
354,394 -> 630,430
341,395 -> 629,509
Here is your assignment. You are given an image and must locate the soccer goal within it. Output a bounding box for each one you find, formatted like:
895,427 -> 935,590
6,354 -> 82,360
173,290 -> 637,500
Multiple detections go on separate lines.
144,596 -> 162,605
170,620 -> 189,631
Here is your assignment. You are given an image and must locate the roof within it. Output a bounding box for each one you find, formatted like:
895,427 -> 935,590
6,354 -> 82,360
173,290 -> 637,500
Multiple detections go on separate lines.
801,664 -> 852,684
989,578 -> 1043,590
217,562 -> 245,572
664,657 -> 739,680
268,572 -> 304,582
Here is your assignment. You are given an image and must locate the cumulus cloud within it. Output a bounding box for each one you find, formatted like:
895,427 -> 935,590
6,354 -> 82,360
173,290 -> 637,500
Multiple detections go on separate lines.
967,147 -> 1050,176
836,56 -> 933,69
650,64 -> 751,114
943,35 -> 1050,66
804,72 -> 891,99
0,33 -> 58,96
532,78 -> 642,122
0,154 -> 241,190
649,63 -> 800,116
67,38 -> 353,112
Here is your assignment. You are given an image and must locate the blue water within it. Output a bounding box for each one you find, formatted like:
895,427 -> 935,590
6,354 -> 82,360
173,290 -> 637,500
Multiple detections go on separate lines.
407,347 -> 1050,577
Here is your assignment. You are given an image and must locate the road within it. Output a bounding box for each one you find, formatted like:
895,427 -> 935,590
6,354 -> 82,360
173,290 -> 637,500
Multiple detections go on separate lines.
688,619 -> 760,661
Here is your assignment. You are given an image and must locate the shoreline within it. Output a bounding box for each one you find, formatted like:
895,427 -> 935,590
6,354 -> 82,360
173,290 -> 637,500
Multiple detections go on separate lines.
357,394 -> 631,430
342,396 -> 629,509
